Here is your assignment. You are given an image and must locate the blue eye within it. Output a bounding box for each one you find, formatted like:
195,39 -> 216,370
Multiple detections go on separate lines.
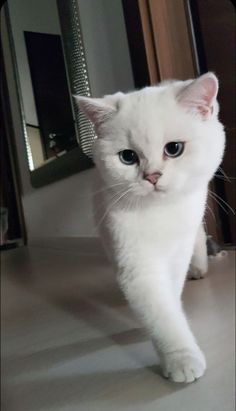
164,142 -> 185,158
119,150 -> 139,165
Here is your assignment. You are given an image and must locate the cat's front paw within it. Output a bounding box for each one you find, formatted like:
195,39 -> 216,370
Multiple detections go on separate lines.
187,264 -> 206,280
161,348 -> 206,383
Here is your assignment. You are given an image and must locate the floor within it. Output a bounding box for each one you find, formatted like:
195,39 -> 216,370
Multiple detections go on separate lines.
1,243 -> 235,411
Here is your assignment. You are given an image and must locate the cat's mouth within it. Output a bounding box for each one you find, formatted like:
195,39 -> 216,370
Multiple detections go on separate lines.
154,185 -> 166,193
132,181 -> 166,197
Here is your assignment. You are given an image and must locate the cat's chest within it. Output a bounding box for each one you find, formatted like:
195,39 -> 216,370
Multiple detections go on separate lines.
109,196 -> 204,248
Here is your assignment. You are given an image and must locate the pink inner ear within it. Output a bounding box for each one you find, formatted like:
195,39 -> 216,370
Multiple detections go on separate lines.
198,105 -> 211,117
75,96 -> 117,125
178,73 -> 218,115
199,76 -> 218,106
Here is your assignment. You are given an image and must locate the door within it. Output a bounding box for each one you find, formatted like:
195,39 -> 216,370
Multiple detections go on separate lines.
188,0 -> 235,244
122,0 -> 235,244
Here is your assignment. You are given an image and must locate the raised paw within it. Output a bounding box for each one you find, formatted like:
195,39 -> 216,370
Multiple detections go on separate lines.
162,348 -> 206,383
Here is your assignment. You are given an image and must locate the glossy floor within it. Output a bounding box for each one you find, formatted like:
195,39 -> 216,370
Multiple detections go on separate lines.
1,243 -> 235,411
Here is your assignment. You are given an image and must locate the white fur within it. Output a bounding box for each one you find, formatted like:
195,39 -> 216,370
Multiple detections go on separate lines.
75,73 -> 225,383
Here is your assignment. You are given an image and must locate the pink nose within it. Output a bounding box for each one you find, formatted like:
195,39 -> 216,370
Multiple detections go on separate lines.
144,172 -> 162,185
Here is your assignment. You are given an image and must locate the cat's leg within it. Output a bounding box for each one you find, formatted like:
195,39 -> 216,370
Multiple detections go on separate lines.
188,223 -> 208,279
119,272 -> 206,383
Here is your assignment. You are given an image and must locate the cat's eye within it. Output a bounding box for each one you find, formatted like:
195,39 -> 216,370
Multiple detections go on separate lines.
164,142 -> 185,158
119,150 -> 139,165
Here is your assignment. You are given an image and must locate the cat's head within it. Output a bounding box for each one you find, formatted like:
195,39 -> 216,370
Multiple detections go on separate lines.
75,73 -> 225,201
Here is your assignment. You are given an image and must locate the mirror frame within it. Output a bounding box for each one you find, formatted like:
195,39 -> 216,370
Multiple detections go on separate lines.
5,0 -> 94,188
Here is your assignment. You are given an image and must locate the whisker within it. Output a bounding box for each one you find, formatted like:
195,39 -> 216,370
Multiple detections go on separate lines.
208,193 -> 229,215
80,182 -> 127,199
214,173 -> 236,182
95,187 -> 134,230
92,197 -> 122,236
94,186 -> 128,215
92,182 -> 127,195
218,166 -> 231,182
126,194 -> 138,212
203,218 -> 208,234
209,190 -> 235,215
205,203 -> 216,222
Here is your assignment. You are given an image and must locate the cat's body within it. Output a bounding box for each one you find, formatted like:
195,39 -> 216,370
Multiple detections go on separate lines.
94,174 -> 207,285
75,73 -> 225,383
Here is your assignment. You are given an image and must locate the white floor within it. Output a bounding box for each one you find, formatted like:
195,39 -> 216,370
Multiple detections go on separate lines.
1,243 -> 235,411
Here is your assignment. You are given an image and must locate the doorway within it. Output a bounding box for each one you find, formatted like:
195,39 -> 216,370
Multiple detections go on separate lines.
189,0 -> 235,245
122,0 -> 235,245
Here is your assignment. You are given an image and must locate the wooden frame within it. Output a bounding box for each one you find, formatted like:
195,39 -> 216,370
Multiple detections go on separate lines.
127,0 -> 221,241
121,0 -> 152,87
137,0 -> 196,80
0,42 -> 27,244
137,0 -> 160,84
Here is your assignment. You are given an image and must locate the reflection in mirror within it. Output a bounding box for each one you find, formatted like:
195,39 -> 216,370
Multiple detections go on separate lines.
6,0 -> 94,171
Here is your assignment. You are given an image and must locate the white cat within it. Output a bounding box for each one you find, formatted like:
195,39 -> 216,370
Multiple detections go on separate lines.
75,73 -> 225,383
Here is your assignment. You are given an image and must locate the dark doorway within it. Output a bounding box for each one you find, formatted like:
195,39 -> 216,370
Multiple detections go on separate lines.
189,0 -> 236,245
24,32 -> 77,159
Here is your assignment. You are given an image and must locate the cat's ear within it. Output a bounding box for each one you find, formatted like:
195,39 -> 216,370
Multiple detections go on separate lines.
74,92 -> 123,126
177,72 -> 219,119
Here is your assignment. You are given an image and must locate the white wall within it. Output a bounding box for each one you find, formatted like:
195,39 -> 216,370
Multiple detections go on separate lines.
23,168 -> 96,238
2,1 -> 134,240
78,0 -> 134,96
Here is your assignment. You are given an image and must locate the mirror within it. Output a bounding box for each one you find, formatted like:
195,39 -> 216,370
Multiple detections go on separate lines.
5,0 -> 94,181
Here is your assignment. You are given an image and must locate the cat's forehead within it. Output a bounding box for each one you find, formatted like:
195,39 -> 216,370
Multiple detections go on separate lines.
118,86 -> 179,125
115,86 -> 187,142
121,86 -> 170,109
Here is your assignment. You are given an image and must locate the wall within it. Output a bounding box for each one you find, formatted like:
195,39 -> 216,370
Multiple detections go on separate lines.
2,1 -> 134,240
26,127 -> 45,168
78,0 -> 134,97
23,167 -> 96,238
